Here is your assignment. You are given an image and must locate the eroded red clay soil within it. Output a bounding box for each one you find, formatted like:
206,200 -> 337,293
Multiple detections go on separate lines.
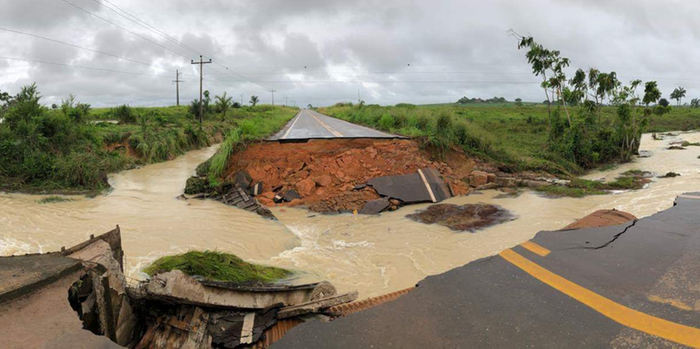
223,139 -> 475,212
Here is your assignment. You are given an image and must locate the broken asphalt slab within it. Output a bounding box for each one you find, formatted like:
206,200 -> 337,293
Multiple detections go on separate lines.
0,254 -> 82,304
367,168 -> 452,204
273,192 -> 700,348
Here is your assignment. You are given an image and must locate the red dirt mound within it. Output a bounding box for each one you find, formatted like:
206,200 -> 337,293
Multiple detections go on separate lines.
223,139 -> 475,212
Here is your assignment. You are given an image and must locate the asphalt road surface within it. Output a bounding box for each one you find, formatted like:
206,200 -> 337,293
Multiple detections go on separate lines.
275,193 -> 700,348
268,110 -> 403,141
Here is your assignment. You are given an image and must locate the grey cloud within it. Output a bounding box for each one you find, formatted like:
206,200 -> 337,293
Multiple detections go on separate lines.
1,0 -> 700,108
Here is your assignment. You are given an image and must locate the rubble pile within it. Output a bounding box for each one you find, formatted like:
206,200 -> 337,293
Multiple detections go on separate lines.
221,139 -> 474,213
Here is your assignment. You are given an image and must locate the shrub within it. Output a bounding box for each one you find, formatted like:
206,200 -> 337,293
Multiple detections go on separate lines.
113,104 -> 135,124
378,114 -> 395,130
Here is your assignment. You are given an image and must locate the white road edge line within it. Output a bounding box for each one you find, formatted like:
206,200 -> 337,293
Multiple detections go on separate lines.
282,112 -> 303,139
417,169 -> 437,203
309,111 -> 343,137
679,195 -> 700,200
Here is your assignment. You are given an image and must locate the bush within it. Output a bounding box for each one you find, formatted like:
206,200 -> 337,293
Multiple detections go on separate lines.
113,105 -> 135,124
378,114 -> 395,130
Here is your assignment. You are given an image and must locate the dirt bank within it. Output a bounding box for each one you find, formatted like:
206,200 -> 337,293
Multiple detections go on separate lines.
223,139 -> 475,212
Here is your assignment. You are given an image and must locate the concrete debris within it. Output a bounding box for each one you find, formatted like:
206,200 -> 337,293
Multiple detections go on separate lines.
278,291 -> 359,319
283,190 -> 302,202
65,227 -> 138,347
233,171 -> 253,190
250,182 -> 264,197
358,197 -> 391,215
367,168 -> 452,205
206,184 -> 275,219
143,271 -> 336,309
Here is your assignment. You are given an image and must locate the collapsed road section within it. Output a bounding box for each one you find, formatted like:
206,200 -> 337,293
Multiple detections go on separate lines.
274,193 -> 700,348
0,227 -> 358,348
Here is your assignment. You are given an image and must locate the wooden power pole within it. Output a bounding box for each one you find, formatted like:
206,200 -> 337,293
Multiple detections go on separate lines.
191,55 -> 212,126
173,70 -> 183,106
269,89 -> 277,106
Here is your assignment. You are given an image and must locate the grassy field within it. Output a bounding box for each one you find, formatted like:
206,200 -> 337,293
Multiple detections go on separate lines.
319,103 -> 700,176
0,85 -> 297,194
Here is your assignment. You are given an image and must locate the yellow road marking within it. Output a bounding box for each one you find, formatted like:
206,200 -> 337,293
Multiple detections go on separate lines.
520,241 -> 551,257
499,249 -> 700,348
309,111 -> 343,137
678,195 -> 700,200
417,169 -> 437,203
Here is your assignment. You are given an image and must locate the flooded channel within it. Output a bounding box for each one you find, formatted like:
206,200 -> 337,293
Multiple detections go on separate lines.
2,132 -> 699,298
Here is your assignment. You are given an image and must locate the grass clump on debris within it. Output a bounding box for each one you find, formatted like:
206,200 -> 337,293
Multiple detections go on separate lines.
37,196 -> 75,204
534,176 -> 649,198
144,250 -> 291,283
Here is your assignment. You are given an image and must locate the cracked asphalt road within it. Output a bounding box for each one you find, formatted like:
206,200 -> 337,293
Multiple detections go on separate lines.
274,193 -> 700,348
268,110 -> 403,141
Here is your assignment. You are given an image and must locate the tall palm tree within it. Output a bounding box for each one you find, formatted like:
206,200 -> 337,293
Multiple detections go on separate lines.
249,95 -> 259,107
215,92 -> 233,119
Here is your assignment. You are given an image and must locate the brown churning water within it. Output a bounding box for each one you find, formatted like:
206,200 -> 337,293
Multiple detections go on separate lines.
2,132 -> 699,299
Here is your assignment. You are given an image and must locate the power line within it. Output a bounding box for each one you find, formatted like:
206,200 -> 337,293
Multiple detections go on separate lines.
0,56 -> 173,78
0,26 -> 165,70
59,0 -> 191,61
81,0 -> 264,89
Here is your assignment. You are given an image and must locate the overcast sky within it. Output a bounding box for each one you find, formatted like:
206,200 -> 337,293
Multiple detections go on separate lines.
1,0 -> 699,107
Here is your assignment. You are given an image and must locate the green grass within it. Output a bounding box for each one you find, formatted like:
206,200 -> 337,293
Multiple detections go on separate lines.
0,84 -> 296,194
319,103 -> 700,176
205,107 -> 297,182
534,175 -> 649,198
36,196 -> 75,204
143,250 -> 291,283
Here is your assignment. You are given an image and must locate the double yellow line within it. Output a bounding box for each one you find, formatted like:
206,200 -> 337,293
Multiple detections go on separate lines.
503,242 -> 700,347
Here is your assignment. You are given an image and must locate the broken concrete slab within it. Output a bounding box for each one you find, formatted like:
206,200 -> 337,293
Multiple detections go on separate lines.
277,291 -> 359,319
233,170 -> 253,190
283,190 -> 302,202
0,254 -> 83,304
250,182 -> 264,196
144,270 -> 335,309
358,197 -> 391,215
367,168 -> 452,204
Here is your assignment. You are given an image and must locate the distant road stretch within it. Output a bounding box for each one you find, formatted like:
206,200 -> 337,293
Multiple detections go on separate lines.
268,110 -> 403,141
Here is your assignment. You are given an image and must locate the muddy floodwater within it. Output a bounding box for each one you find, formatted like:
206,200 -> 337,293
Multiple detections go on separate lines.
2,132 -> 699,298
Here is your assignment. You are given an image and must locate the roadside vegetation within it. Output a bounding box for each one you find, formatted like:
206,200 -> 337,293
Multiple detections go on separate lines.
0,84 -> 296,194
319,36 -> 700,179
534,175 -> 650,198
143,250 -> 291,283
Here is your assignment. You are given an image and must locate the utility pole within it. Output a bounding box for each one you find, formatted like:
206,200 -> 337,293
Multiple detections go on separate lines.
173,70 -> 183,106
358,86 -> 361,104
240,94 -> 243,105
191,55 -> 212,127
269,89 -> 277,106
285,97 -> 288,107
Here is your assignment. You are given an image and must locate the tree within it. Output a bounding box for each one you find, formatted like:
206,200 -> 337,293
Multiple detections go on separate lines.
511,32 -> 572,127
691,98 -> 700,108
658,98 -> 670,108
670,86 -> 686,106
249,95 -> 259,107
214,92 -> 233,119
307,104 -> 313,109
515,98 -> 523,106
642,81 -> 661,114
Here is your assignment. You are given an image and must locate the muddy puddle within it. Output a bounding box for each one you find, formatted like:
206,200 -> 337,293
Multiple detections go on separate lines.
2,132 -> 699,299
